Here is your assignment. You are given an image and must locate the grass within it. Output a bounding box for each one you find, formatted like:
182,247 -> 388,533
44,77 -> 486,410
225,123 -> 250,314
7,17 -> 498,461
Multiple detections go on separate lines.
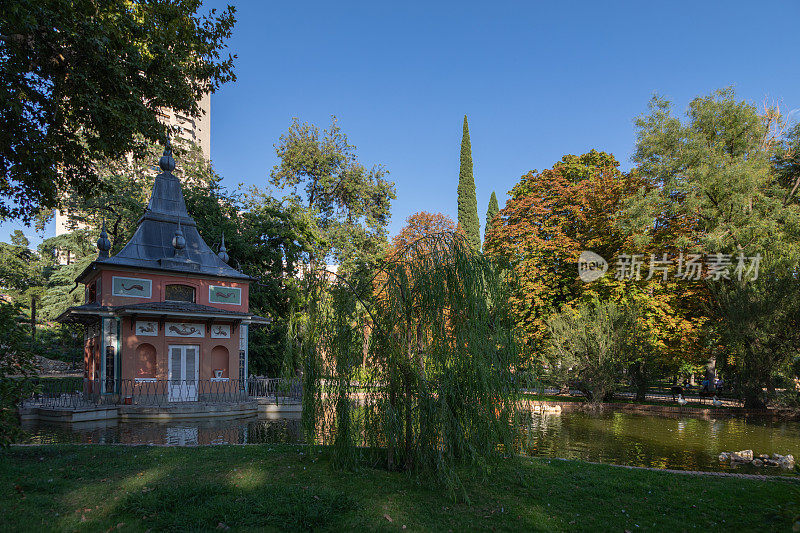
1,445 -> 798,532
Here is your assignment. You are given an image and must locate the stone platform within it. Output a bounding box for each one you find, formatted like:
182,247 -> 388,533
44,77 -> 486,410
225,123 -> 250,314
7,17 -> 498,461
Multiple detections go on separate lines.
19,397 -> 301,423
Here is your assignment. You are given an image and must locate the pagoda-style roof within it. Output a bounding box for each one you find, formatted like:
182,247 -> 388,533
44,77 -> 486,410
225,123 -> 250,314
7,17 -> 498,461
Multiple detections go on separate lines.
57,301 -> 269,325
76,143 -> 250,282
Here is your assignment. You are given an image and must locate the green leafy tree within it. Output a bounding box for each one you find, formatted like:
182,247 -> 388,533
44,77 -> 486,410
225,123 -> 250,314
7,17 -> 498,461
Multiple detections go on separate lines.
184,182 -> 315,375
625,88 -> 800,406
484,191 -> 499,247
548,298 -> 649,403
457,115 -> 480,250
37,230 -> 96,321
625,88 -> 791,256
774,122 -> 800,207
269,117 -> 396,271
0,301 -> 36,446
0,230 -> 42,294
712,273 -> 800,408
301,232 -> 520,492
0,0 -> 237,221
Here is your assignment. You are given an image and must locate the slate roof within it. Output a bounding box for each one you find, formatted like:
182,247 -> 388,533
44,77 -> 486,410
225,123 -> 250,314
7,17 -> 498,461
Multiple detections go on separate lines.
77,144 -> 251,282
57,301 -> 270,324
116,301 -> 251,316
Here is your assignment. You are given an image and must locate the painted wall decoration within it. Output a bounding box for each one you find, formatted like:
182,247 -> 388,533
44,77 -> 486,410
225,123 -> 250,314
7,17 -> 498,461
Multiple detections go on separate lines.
112,276 -> 152,298
135,320 -> 159,336
165,322 -> 205,338
239,324 -> 248,385
210,324 -> 231,339
209,285 -> 241,305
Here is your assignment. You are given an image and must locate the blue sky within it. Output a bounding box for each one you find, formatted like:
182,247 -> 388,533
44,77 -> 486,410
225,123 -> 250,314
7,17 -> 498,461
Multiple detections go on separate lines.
3,0 -> 799,246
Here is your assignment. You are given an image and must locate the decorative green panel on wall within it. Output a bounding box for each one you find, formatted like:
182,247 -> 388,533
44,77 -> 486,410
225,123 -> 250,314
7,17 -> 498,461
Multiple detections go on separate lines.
209,285 -> 241,305
112,276 -> 152,298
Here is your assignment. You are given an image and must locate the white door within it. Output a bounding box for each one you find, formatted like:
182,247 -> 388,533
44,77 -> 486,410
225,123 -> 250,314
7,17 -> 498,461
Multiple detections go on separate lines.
168,345 -> 199,401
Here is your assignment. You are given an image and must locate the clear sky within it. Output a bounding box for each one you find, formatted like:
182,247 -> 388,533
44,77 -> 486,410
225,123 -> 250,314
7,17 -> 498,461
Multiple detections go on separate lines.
3,0 -> 799,246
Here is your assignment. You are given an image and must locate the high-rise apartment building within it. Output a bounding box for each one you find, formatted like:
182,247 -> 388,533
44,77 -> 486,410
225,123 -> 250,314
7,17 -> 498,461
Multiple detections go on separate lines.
158,92 -> 211,160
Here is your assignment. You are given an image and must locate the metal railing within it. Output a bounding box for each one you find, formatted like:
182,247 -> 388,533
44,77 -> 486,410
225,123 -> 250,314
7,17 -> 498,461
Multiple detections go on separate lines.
19,377 -> 302,410
248,376 -> 303,404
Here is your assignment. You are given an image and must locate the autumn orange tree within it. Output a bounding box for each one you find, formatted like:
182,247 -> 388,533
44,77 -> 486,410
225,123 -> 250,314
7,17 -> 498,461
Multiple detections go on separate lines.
485,150 -> 707,394
484,151 -> 640,347
390,211 -> 459,252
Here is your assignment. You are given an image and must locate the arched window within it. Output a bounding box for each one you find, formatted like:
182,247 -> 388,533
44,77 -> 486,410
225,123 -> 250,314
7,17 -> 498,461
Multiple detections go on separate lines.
211,345 -> 229,379
136,343 -> 157,379
87,279 -> 98,303
165,284 -> 195,303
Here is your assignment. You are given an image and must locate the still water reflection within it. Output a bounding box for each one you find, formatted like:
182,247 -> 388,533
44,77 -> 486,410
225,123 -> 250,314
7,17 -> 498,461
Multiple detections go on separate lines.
520,411 -> 800,473
22,411 -> 800,474
22,415 -> 303,446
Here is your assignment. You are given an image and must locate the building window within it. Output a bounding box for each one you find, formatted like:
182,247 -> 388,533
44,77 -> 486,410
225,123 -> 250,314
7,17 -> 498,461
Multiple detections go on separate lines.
165,284 -> 196,303
87,280 -> 98,303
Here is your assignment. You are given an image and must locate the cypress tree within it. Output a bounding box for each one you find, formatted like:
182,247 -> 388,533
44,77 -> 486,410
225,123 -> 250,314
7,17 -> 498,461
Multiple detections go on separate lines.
485,191 -> 499,242
457,115 -> 480,250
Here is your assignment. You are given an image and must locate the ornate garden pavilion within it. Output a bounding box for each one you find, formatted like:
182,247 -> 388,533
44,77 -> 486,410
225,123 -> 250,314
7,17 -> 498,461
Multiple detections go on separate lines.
57,144 -> 268,403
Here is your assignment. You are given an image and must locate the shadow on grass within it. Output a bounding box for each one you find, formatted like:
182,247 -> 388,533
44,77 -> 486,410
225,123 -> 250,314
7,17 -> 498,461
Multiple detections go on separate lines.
2,445 -> 799,532
118,482 -> 354,531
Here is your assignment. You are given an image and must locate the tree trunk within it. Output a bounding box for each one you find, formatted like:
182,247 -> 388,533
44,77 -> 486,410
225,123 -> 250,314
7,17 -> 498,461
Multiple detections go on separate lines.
635,386 -> 647,402
387,364 -> 396,471
705,355 -> 717,392
743,390 -> 767,409
404,371 -> 413,471
30,296 -> 36,342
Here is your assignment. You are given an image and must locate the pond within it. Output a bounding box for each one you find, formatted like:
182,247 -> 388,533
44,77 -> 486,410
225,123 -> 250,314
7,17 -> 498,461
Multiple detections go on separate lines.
21,411 -> 800,474
519,410 -> 799,474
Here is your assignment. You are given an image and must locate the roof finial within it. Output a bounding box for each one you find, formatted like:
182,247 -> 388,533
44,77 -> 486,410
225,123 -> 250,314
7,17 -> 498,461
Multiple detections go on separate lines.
97,218 -> 111,259
218,232 -> 229,263
159,136 -> 176,173
172,220 -> 186,257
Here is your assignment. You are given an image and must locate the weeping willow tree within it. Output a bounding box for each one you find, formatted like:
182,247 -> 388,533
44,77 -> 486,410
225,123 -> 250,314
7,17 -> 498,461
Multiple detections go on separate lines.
290,232 -> 521,489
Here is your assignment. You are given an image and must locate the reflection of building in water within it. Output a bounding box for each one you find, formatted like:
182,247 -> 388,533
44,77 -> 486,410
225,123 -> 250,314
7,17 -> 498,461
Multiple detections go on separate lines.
166,426 -> 199,446
22,417 -> 303,446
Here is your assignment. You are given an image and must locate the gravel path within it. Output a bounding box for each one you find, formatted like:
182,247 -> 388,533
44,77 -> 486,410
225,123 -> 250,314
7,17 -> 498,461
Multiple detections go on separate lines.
545,457 -> 800,482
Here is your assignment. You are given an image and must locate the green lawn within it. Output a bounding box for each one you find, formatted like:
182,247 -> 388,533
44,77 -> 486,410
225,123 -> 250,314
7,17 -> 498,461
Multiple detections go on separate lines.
1,445 -> 798,532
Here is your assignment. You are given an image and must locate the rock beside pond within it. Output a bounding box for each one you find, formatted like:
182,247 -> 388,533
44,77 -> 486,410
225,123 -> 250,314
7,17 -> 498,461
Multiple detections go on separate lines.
720,450 -> 795,469
730,450 -> 753,462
